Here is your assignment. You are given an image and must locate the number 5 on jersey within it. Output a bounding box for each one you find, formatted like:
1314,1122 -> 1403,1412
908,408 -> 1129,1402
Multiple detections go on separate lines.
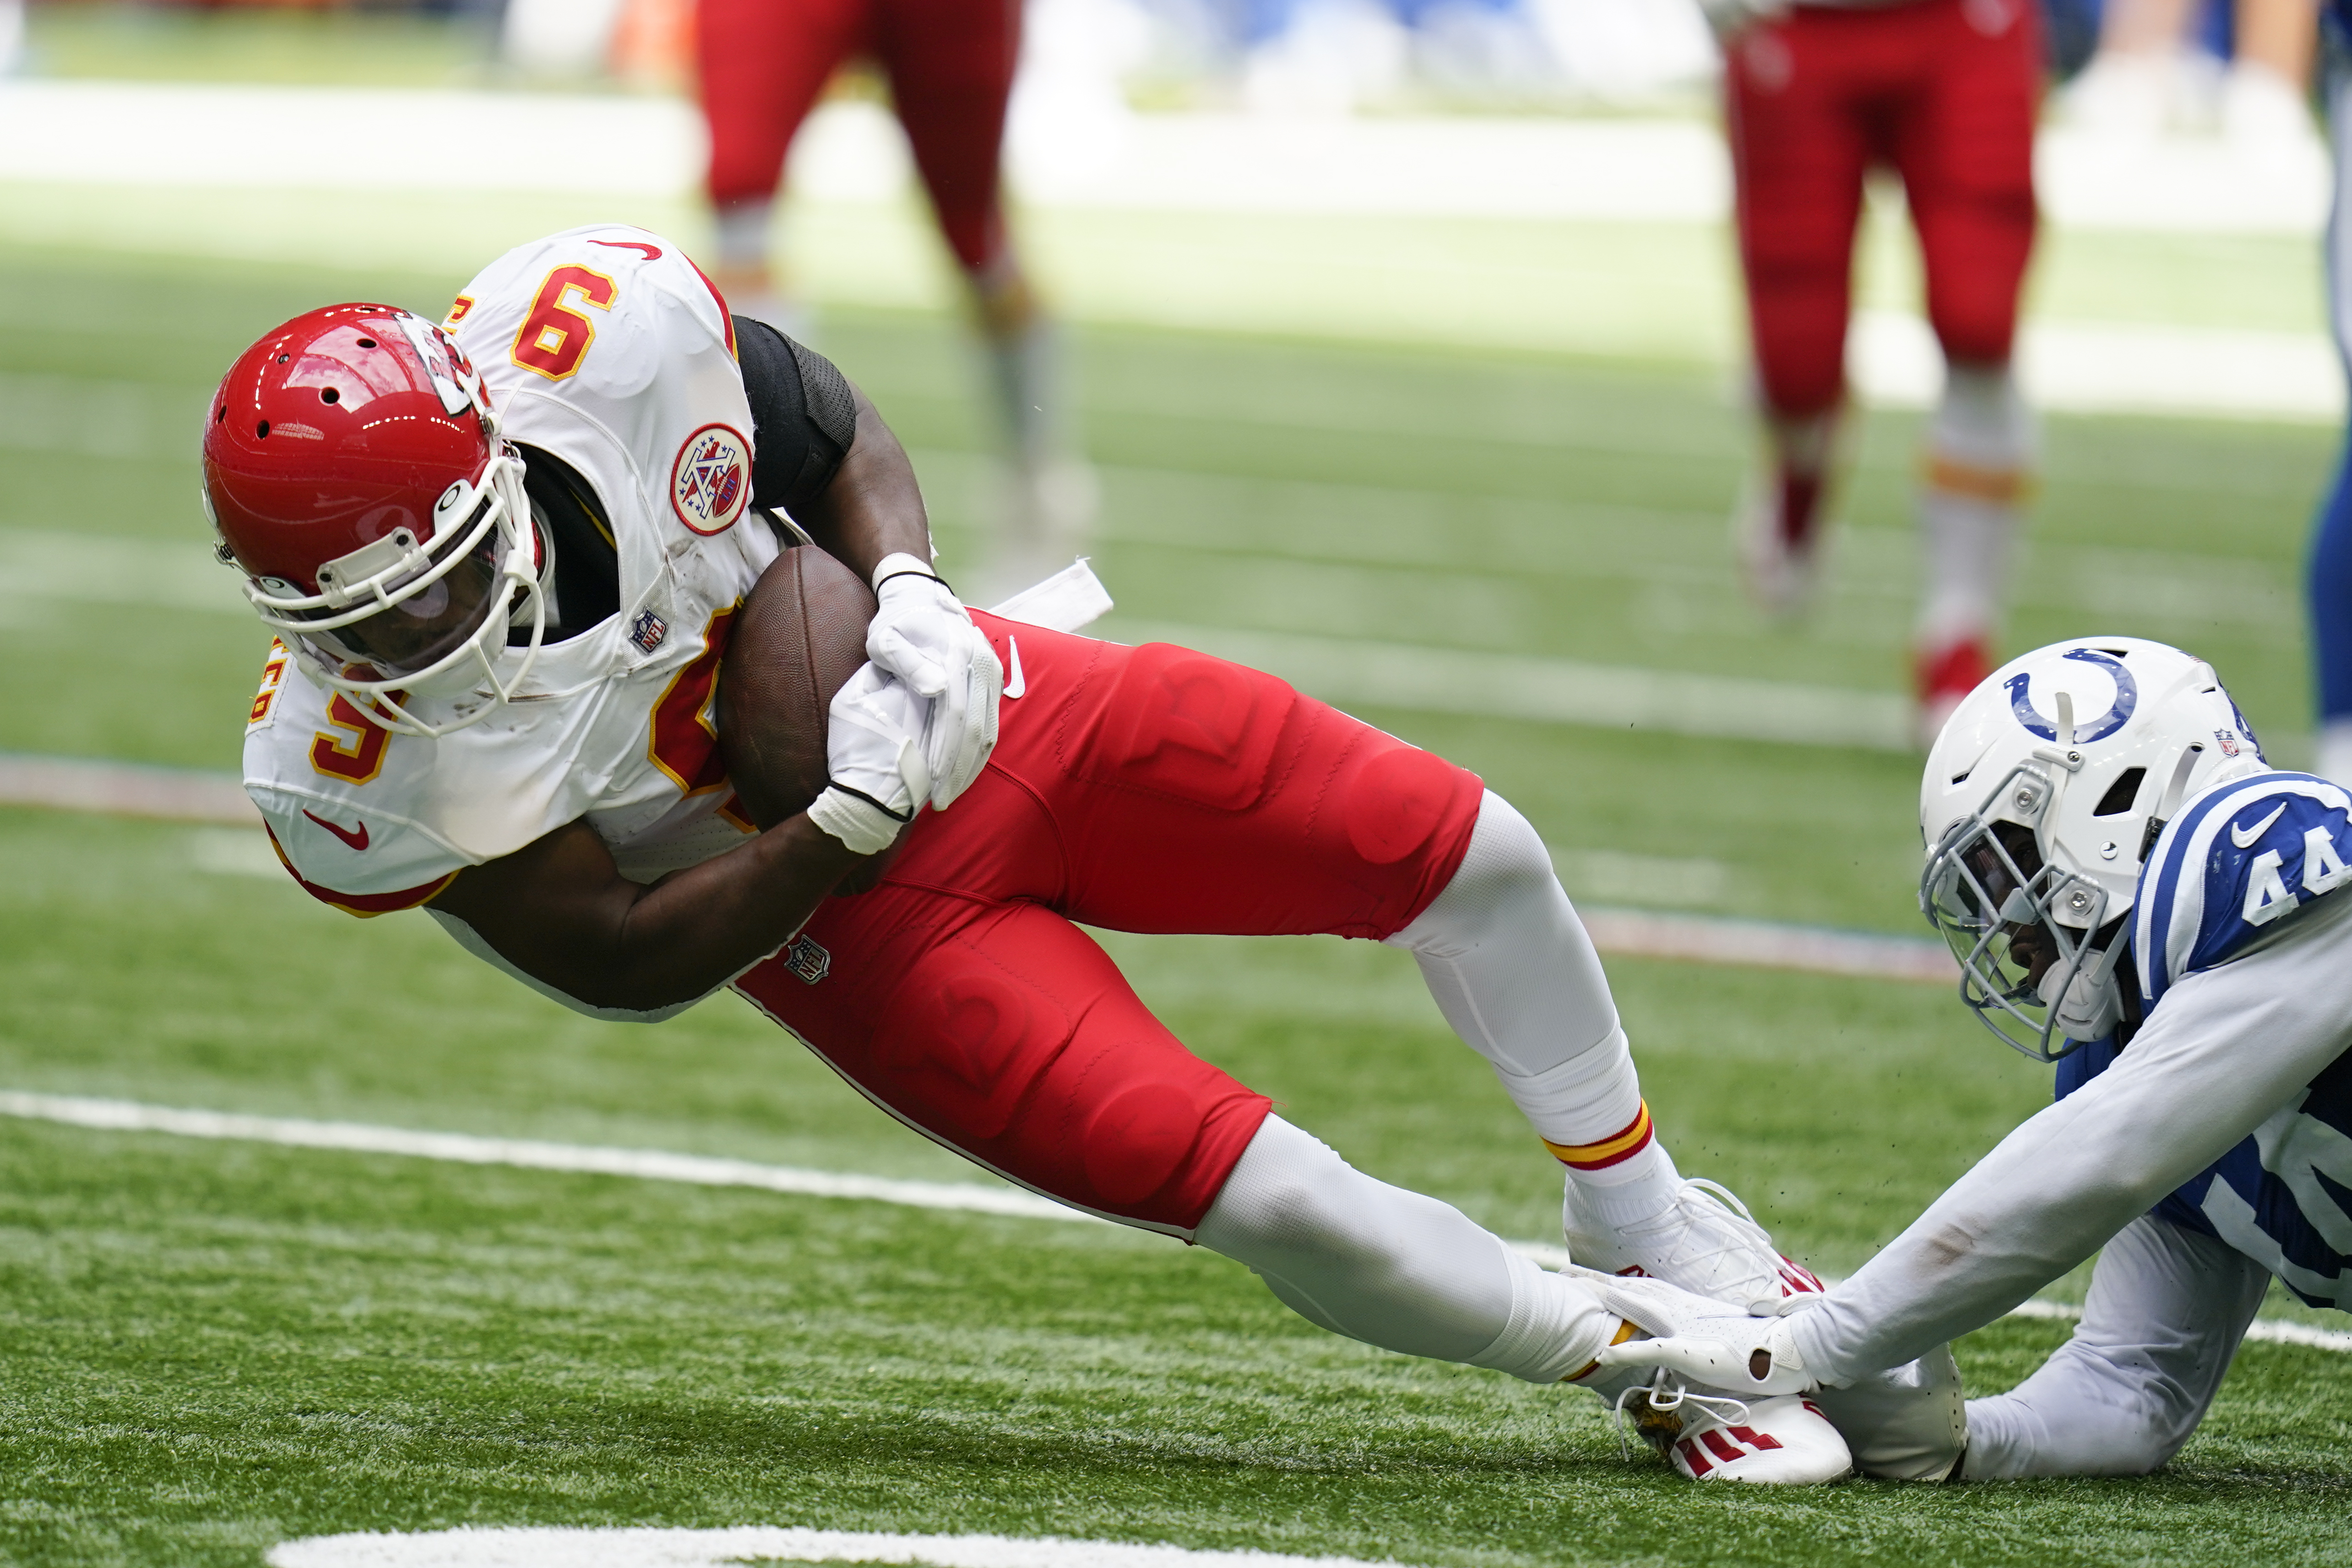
513,265 -> 618,381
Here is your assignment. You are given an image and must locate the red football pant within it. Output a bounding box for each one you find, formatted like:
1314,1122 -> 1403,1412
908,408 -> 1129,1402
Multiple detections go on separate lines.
694,0 -> 1020,273
1726,0 -> 2040,417
734,614 -> 1488,1234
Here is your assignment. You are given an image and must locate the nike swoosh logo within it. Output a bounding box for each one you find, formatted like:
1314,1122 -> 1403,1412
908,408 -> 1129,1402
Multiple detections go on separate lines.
303,809 -> 370,852
1003,635 -> 1026,700
2231,801 -> 2288,850
590,239 -> 664,261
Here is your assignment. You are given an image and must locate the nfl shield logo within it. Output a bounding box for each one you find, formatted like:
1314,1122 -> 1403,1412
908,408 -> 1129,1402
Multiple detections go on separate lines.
669,423 -> 751,536
785,933 -> 830,985
2214,728 -> 2241,758
628,610 -> 668,653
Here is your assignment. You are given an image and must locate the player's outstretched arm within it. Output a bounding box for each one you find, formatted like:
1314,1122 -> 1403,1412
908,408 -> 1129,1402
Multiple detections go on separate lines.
1786,900 -> 2352,1386
427,813 -> 869,1015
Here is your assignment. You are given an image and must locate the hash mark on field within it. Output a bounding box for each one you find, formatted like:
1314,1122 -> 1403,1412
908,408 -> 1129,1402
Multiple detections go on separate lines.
4,1091 -> 2342,1353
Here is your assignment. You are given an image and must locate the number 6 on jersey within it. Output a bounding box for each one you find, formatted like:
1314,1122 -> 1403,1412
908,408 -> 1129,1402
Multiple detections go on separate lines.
512,265 -> 618,380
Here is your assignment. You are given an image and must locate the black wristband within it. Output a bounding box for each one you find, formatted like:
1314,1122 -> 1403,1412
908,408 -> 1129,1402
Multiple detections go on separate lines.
874,567 -> 953,597
826,781 -> 913,823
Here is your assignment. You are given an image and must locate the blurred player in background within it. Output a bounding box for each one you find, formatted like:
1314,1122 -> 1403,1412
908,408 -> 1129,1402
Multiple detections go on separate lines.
1708,0 -> 2041,743
2309,0 -> 2352,786
2067,0 -> 2317,143
694,0 -> 1092,601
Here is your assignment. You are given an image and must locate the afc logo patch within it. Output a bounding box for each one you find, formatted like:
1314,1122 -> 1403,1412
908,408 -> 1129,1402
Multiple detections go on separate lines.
669,423 -> 750,536
784,933 -> 831,985
628,610 -> 668,654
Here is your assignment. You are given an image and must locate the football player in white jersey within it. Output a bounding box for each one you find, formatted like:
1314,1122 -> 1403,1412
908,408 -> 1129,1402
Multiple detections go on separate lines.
207,223 -> 1849,1483
1598,635 -> 2352,1478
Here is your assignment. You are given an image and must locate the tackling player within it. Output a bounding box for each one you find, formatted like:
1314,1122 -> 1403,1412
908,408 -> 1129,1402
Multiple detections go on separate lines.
1603,636 -> 2352,1477
202,224 -> 1845,1483
1709,0 -> 2040,740
693,0 -> 1087,602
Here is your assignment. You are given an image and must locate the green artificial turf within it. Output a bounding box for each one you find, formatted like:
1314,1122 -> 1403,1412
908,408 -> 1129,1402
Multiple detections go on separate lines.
1,245 -> 2348,1564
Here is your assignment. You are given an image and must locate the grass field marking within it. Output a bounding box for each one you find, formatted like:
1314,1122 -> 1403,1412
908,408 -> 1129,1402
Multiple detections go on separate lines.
0,1091 -> 1103,1225
1107,618 -> 1915,750
1575,906 -> 1955,983
11,1089 -> 2347,1352
266,1525 -> 1408,1568
0,751 -> 257,825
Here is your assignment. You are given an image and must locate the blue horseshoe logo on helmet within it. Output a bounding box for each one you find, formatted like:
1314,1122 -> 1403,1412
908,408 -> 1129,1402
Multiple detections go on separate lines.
2005,648 -> 2139,743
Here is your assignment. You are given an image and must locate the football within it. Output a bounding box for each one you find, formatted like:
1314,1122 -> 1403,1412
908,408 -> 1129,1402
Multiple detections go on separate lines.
718,543 -> 877,830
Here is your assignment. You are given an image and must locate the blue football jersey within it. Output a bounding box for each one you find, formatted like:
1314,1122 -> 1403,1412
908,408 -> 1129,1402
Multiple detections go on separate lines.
2060,772 -> 2352,1309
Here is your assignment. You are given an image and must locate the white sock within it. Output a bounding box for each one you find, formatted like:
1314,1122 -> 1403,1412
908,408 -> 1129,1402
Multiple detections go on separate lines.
713,197 -> 774,277
1386,791 -> 1681,1225
1195,1116 -> 1616,1383
1918,363 -> 2032,652
983,314 -> 1066,472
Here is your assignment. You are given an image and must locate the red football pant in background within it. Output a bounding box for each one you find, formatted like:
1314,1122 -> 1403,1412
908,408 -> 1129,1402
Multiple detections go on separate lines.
695,0 -> 1020,272
734,614 -> 1487,1235
1726,0 -> 2040,417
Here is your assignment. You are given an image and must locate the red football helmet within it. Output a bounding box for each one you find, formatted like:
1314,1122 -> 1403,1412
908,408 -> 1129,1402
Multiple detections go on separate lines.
203,304 -> 544,737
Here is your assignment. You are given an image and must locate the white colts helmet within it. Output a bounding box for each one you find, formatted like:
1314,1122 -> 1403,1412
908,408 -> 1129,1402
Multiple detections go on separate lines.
1919,637 -> 2266,1060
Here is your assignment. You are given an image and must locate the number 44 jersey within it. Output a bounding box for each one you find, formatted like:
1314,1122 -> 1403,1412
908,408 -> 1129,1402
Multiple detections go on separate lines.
2059,770 -> 2352,1308
242,225 -> 778,934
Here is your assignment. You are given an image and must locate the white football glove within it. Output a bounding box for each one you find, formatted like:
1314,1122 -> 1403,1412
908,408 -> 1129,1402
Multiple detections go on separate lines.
1807,1345 -> 1969,1481
807,662 -> 933,856
865,553 -> 1001,810
1586,1270 -> 1817,1397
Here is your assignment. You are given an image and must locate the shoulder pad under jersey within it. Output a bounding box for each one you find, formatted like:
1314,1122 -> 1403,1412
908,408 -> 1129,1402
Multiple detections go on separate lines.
445,224 -> 756,550
2135,770 -> 2352,1006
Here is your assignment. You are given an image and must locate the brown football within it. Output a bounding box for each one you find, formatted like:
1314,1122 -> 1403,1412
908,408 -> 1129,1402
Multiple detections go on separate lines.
718,544 -> 877,830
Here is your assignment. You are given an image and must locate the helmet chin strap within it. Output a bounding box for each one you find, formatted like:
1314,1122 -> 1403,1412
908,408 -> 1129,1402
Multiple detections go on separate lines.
2044,928 -> 2128,1042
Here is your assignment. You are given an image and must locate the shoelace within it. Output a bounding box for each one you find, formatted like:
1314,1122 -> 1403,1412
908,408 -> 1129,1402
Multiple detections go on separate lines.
1609,1370 -> 1752,1462
1623,1178 -> 1783,1293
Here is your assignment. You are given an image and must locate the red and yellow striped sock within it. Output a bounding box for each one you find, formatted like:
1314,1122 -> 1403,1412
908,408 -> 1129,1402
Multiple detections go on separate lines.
1542,1101 -> 1654,1173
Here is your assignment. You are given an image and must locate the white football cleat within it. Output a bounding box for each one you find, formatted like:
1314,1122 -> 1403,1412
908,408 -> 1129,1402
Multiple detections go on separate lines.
1565,1176 -> 1823,1314
1617,1375 -> 1852,1484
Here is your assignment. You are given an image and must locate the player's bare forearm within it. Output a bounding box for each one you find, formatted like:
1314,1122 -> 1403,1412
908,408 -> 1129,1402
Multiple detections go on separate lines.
798,384 -> 934,586
428,815 -> 869,1012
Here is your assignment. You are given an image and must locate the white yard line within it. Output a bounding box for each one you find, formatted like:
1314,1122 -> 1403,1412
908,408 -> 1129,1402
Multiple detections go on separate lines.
0,1091 -> 1094,1224
268,1526 -> 1404,1568
5,1091 -> 2342,1353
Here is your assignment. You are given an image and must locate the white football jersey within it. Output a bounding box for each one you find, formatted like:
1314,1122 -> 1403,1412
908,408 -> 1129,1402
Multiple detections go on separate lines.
243,224 -> 777,917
